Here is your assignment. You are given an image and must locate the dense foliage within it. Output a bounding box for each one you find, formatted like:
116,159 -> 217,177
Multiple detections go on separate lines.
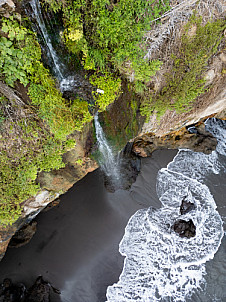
47,0 -> 169,85
0,120 -> 69,225
90,72 -> 121,111
0,17 -> 92,225
0,17 -> 92,140
140,16 -> 226,119
2,2 -> 223,226
0,0 -> 168,225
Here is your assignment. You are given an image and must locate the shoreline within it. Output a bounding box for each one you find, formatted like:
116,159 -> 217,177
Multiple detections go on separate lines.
0,149 -> 177,301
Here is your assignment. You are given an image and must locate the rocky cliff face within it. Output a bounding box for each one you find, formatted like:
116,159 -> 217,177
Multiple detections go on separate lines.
0,122 -> 97,260
131,36 -> 226,157
100,0 -> 226,159
140,52 -> 226,137
133,121 -> 218,157
0,0 -> 225,262
0,0 -> 98,259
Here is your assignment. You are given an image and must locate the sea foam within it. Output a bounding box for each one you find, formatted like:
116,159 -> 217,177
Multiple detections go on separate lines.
106,118 -> 225,302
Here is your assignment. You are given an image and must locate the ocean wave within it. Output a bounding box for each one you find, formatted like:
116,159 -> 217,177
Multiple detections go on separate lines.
106,119 -> 225,302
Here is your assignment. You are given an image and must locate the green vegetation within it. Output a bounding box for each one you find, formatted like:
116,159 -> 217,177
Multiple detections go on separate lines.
48,0 -> 169,86
0,17 -> 92,225
0,17 -> 92,140
0,20 -> 33,86
140,16 -> 226,120
75,158 -> 84,166
0,116 -> 74,225
90,72 -> 121,111
0,1 -> 171,225
101,83 -> 141,151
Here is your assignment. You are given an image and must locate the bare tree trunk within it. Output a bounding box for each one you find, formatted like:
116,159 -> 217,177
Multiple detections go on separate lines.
0,81 -> 24,105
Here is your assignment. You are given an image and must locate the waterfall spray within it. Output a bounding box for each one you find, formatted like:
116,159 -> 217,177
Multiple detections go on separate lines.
94,114 -> 120,184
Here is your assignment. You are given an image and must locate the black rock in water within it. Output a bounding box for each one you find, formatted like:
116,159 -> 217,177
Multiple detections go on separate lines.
180,198 -> 196,215
0,277 -> 60,302
0,278 -> 26,302
26,276 -> 60,302
173,219 -> 196,238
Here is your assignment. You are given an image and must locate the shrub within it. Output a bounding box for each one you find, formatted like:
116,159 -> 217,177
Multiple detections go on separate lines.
90,72 -> 121,111
48,0 -> 169,80
140,16 -> 226,120
0,17 -> 41,86
0,17 -> 93,225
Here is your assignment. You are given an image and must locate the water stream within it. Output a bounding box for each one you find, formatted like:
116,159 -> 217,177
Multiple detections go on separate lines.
29,0 -> 64,81
28,0 -> 120,183
94,114 -> 121,185
28,0 -> 79,92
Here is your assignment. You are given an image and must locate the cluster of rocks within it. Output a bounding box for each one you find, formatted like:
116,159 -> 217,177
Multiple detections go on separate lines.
0,276 -> 60,302
172,198 -> 196,238
0,0 -> 15,17
173,219 -> 196,239
133,123 -> 218,157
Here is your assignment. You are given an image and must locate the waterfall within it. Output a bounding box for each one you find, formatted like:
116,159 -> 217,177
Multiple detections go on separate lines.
28,0 -> 78,92
29,0 -> 64,81
94,114 -> 120,184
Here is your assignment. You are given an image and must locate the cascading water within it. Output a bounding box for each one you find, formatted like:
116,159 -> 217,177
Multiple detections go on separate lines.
94,114 -> 120,185
106,118 -> 225,302
29,0 -> 64,81
28,0 -> 78,92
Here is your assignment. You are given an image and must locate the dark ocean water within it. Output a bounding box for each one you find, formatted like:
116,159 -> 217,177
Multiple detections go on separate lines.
0,119 -> 225,302
0,150 -> 176,301
106,118 -> 226,302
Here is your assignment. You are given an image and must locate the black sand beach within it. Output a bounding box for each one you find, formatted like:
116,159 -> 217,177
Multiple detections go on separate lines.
0,148 -> 225,302
0,150 -> 177,301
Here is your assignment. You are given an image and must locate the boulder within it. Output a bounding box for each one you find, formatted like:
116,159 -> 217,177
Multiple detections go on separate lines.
0,0 -> 15,17
26,276 -> 60,302
180,198 -> 195,215
133,122 -> 218,157
9,221 -> 37,248
173,219 -> 196,238
0,277 -> 60,302
204,69 -> 215,86
0,278 -> 26,302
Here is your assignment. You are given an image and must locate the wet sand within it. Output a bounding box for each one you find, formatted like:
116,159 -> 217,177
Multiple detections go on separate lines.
0,150 -> 177,301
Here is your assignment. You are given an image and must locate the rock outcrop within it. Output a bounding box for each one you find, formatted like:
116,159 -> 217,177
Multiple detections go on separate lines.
0,0 -> 15,17
0,278 -> 26,302
26,276 -> 60,302
0,123 -> 98,261
173,219 -> 196,238
9,221 -> 37,248
140,51 -> 226,137
132,121 -> 218,157
180,198 -> 196,215
0,276 -> 60,302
